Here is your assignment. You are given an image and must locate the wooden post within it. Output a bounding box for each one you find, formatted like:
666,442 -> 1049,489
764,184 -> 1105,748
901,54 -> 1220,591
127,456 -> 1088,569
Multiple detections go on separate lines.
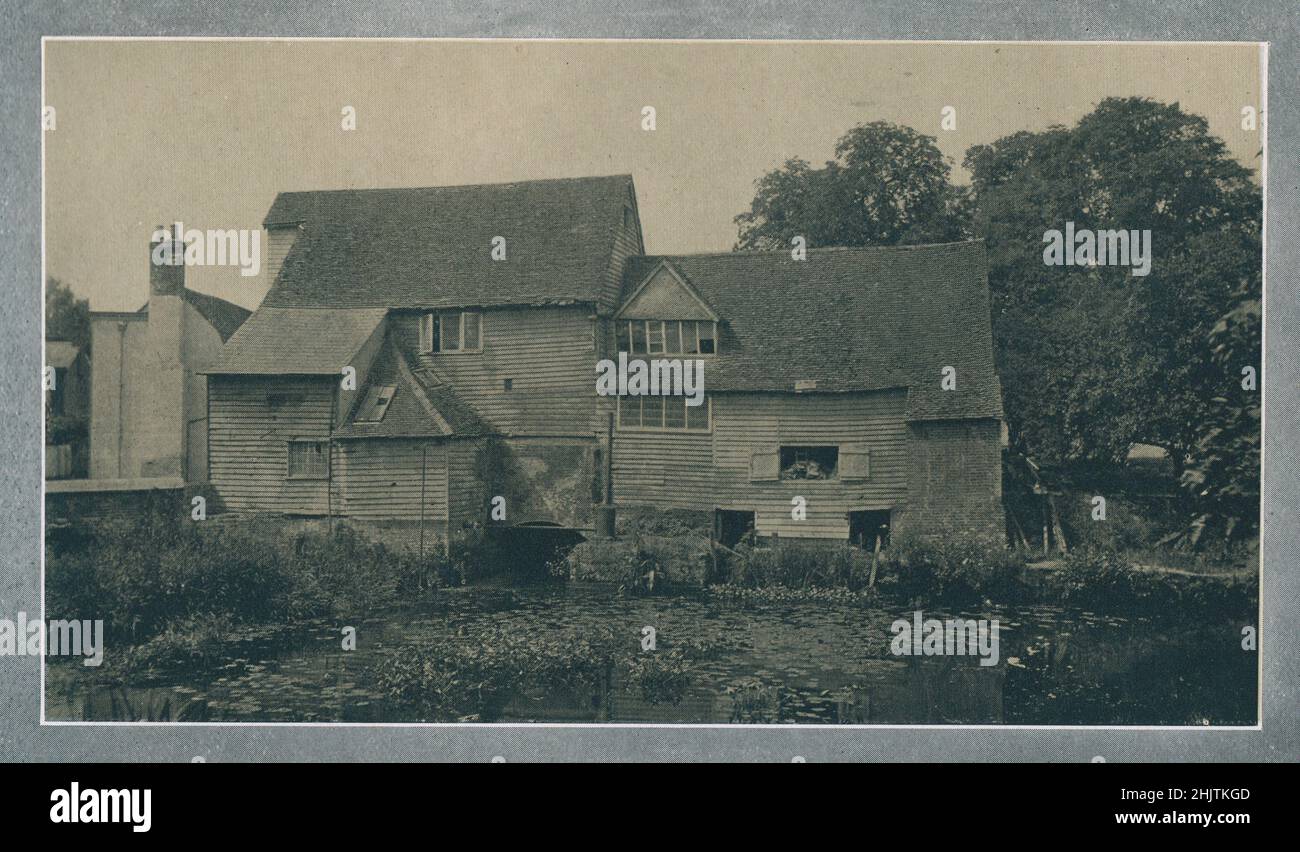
418,444 -> 427,560
709,510 -> 719,585
868,533 -> 882,588
1048,494 -> 1068,554
1041,494 -> 1050,557
605,412 -> 614,505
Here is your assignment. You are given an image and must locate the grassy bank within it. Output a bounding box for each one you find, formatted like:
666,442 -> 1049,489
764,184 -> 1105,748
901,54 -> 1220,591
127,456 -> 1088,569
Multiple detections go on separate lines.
44,511 -> 495,680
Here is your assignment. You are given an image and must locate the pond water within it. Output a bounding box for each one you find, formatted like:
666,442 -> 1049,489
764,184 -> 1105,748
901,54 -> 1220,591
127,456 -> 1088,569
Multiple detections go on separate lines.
44,584 -> 1257,725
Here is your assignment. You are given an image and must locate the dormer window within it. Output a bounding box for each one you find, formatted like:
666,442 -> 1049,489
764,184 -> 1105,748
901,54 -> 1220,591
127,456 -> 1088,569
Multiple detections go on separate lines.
617,320 -> 717,356
420,310 -> 482,354
354,384 -> 396,422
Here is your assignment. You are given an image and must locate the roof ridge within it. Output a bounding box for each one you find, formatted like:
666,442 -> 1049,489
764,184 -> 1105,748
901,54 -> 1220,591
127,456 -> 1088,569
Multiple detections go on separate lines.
640,239 -> 984,260
271,173 -> 633,201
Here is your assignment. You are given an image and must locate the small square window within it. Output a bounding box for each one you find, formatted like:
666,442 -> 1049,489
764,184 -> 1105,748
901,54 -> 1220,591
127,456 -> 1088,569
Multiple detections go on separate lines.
287,440 -> 329,479
503,378 -> 513,391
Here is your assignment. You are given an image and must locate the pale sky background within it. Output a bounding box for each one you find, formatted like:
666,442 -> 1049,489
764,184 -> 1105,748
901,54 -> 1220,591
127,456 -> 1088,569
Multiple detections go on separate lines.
44,40 -> 1263,312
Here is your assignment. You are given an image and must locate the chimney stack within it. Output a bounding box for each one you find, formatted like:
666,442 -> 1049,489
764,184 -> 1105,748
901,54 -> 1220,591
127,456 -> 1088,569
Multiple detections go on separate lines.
150,223 -> 185,297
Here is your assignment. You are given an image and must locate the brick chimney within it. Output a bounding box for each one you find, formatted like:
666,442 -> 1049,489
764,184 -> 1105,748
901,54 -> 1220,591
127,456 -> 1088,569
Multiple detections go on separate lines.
140,224 -> 187,478
150,224 -> 185,296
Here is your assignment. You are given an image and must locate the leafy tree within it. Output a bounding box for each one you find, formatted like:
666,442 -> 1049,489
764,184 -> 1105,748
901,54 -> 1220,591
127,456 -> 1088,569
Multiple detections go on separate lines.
965,97 -> 1261,475
46,276 -> 90,352
1179,286 -> 1260,542
734,121 -> 969,250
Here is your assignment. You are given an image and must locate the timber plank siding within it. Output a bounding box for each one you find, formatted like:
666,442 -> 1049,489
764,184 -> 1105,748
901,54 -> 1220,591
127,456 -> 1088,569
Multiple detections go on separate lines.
391,307 -> 600,438
208,375 -> 335,515
332,439 -> 450,522
613,389 -> 910,539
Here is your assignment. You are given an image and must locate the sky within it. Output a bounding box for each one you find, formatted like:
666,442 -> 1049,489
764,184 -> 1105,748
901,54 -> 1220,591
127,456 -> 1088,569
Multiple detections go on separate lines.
44,39 -> 1263,312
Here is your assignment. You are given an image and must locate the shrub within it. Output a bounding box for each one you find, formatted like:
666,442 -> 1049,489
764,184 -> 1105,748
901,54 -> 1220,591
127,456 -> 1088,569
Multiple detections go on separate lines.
45,511 -> 431,647
113,613 -> 238,678
725,540 -> 871,590
874,526 -> 1026,606
1054,545 -> 1256,617
624,647 -> 691,705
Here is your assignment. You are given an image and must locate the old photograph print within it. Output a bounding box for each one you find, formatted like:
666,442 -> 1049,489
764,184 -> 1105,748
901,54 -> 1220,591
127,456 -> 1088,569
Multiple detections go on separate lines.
39,40 -> 1262,725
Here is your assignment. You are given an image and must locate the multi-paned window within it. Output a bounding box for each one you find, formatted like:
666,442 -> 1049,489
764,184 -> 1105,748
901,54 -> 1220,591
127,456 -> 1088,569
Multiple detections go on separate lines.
616,320 -> 716,355
287,440 -> 329,479
617,395 -> 711,431
420,310 -> 482,354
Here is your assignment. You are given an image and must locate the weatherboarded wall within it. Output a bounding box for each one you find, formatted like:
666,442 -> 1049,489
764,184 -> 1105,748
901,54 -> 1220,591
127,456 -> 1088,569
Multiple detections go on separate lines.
207,375 -> 335,515
389,306 -> 599,438
613,389 -> 912,540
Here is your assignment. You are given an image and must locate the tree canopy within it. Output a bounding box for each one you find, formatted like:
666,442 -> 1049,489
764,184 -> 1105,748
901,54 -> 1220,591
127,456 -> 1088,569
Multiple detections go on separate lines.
734,121 -> 969,250
736,99 -> 1262,539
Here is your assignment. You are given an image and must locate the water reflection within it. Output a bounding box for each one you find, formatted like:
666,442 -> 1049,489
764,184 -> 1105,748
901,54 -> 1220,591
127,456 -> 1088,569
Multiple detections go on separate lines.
45,585 -> 1256,725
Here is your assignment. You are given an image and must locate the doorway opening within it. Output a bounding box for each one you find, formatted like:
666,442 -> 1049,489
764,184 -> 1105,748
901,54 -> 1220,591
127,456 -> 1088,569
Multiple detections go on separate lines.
715,509 -> 756,549
848,510 -> 891,550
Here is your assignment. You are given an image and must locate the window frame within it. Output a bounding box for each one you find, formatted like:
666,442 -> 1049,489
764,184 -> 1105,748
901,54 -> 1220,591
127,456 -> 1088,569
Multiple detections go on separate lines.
617,319 -> 718,357
420,310 -> 484,354
286,439 -> 330,481
616,395 -> 712,433
777,445 -> 841,482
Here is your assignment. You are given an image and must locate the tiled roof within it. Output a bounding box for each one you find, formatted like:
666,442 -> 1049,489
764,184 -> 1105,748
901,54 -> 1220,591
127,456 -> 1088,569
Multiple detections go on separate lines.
260,175 -> 634,309
335,333 -> 488,439
138,289 -> 252,342
180,289 -> 252,342
45,340 -> 81,370
622,242 -> 1003,421
204,307 -> 387,375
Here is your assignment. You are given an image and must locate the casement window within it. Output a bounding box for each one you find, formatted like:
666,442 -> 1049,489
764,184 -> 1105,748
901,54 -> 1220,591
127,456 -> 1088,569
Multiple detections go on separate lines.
287,440 -> 329,480
617,395 -> 711,432
354,384 -> 396,423
748,444 -> 871,482
420,311 -> 482,354
616,320 -> 718,356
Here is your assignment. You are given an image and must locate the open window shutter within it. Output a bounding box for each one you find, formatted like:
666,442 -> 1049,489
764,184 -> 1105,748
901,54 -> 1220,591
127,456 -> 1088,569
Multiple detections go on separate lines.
749,446 -> 780,482
419,314 -> 432,353
840,444 -> 871,480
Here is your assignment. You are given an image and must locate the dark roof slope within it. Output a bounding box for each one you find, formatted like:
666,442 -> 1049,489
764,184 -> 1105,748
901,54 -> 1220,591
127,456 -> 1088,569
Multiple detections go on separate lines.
261,175 -> 634,309
204,307 -> 387,375
335,333 -> 488,440
45,340 -> 82,369
138,289 -> 252,342
622,242 -> 1003,421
